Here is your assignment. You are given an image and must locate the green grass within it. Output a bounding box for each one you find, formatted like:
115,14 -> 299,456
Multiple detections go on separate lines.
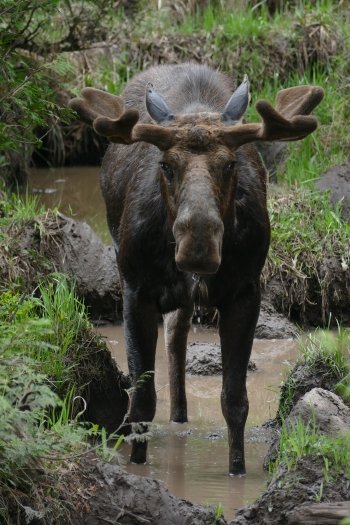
0,287 -> 88,522
0,186 -> 46,227
277,328 -> 350,421
37,275 -> 90,385
272,418 -> 350,482
179,4 -> 280,38
265,189 -> 350,322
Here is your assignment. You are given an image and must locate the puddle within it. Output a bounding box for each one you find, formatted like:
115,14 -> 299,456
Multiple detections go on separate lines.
99,324 -> 297,519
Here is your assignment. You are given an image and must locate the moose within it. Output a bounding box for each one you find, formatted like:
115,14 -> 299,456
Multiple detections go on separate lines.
70,63 -> 323,475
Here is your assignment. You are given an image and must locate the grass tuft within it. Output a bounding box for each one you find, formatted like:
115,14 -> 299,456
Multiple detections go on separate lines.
271,418 -> 350,483
278,328 -> 350,421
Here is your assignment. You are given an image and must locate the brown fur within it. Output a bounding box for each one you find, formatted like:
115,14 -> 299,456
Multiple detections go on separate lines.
69,63 -> 324,475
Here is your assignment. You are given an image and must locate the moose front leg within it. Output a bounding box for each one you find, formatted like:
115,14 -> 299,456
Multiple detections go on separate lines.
123,285 -> 158,464
219,283 -> 260,475
164,305 -> 193,423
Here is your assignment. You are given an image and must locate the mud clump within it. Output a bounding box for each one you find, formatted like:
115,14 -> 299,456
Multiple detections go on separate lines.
186,341 -> 257,375
287,388 -> 350,435
0,211 -> 122,320
276,357 -> 346,423
256,300 -> 298,339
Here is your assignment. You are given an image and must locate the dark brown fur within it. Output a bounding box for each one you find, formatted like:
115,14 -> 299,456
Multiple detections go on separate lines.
99,65 -> 268,474
70,62 -> 323,475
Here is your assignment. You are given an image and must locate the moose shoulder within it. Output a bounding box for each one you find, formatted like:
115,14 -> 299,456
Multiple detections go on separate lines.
70,63 -> 323,475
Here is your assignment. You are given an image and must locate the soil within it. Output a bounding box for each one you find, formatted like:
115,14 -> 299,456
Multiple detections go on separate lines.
9,453 -> 229,525
264,387 -> 350,468
230,456 -> 350,525
44,212 -> 121,321
264,257 -> 350,326
287,388 -> 350,435
0,211 -> 122,320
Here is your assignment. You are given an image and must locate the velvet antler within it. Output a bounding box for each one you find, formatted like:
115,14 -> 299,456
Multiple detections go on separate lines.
69,87 -> 175,150
219,85 -> 324,147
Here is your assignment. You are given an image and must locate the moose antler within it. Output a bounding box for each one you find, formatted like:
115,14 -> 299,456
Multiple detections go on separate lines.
69,87 -> 176,150
219,85 -> 324,147
70,84 -> 324,151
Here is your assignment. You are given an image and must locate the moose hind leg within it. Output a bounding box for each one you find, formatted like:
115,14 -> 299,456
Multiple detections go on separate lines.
164,306 -> 192,423
123,286 -> 158,464
219,283 -> 260,475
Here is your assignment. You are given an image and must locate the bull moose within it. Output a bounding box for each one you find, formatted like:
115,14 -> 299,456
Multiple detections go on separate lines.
70,63 -> 323,475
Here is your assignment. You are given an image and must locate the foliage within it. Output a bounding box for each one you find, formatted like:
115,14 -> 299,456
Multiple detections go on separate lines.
0,0 -> 74,179
0,273 -> 125,521
271,418 -> 350,484
0,292 -> 87,522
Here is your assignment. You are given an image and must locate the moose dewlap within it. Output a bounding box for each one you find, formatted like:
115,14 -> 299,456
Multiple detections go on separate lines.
70,63 -> 323,475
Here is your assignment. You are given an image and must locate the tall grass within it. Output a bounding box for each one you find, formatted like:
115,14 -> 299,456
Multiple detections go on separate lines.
37,275 -> 89,384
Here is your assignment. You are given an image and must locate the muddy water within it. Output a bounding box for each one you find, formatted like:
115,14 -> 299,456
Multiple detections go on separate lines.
29,167 -> 298,519
29,167 -> 110,243
100,324 -> 297,519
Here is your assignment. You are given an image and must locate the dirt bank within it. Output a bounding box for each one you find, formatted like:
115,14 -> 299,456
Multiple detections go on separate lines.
7,452 -> 228,525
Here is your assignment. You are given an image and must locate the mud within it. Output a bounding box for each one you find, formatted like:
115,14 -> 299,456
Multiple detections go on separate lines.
78,335 -> 130,434
256,300 -> 299,339
45,212 -> 121,320
186,341 -> 257,375
287,388 -> 350,435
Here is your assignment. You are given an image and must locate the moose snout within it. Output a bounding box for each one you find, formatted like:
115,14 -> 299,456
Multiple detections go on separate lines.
173,216 -> 224,275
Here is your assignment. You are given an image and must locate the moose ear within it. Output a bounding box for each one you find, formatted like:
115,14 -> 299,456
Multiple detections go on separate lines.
146,83 -> 175,124
222,75 -> 250,123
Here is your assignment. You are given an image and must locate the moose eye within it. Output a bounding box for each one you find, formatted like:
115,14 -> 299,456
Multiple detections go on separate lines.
159,162 -> 174,180
223,160 -> 236,177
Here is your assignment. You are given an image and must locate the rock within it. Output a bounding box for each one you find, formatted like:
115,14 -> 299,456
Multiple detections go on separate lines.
255,300 -> 298,339
287,388 -> 350,435
315,164 -> 350,221
265,388 -> 350,468
43,212 -> 121,320
186,342 -> 256,375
